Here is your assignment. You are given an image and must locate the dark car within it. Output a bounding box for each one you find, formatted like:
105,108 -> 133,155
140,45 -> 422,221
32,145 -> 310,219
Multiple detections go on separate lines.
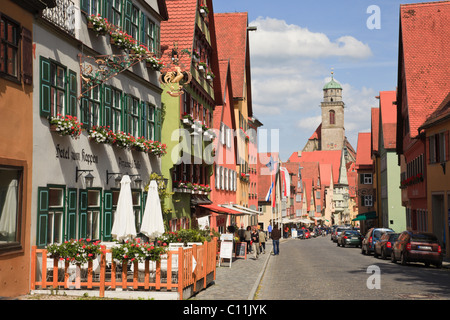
374,233 -> 399,259
361,228 -> 394,255
391,231 -> 443,268
337,230 -> 363,248
332,226 -> 351,243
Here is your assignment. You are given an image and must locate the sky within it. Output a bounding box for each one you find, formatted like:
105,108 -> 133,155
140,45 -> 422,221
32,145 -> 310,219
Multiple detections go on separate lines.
212,0 -> 439,162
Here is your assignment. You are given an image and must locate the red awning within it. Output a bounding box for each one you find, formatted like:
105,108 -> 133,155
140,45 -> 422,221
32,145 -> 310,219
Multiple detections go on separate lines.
199,204 -> 242,215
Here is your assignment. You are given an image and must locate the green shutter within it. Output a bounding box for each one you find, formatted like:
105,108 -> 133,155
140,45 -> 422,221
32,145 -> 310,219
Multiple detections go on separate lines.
37,187 -> 49,248
67,188 -> 77,241
104,85 -> 112,127
103,0 -> 113,21
123,0 -> 132,34
140,12 -> 147,45
78,190 -> 88,239
40,57 -> 51,117
80,0 -> 89,13
155,24 -> 160,57
103,190 -> 113,241
155,106 -> 162,142
68,70 -> 77,117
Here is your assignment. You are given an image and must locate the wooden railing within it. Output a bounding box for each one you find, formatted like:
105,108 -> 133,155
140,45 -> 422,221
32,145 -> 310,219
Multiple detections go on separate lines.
30,238 -> 217,300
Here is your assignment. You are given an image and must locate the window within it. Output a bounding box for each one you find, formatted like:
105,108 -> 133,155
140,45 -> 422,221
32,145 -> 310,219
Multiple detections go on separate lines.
86,190 -> 100,240
40,57 -> 77,118
125,95 -> 140,137
329,110 -> 336,125
81,83 -> 100,129
103,0 -> 122,27
143,17 -> 160,57
47,187 -> 65,244
0,14 -> 19,79
123,1 -> 139,40
360,173 -> 372,185
361,195 -> 373,207
0,166 -> 22,251
142,102 -> 155,140
429,132 -> 448,164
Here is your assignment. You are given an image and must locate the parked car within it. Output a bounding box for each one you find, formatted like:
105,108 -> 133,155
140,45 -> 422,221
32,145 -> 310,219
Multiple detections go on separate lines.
337,230 -> 363,247
330,225 -> 339,241
332,226 -> 351,243
374,233 -> 399,259
361,228 -> 394,255
391,231 -> 443,268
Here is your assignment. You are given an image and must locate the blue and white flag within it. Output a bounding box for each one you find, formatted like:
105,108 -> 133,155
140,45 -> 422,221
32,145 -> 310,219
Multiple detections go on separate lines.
265,156 -> 275,171
265,182 -> 274,202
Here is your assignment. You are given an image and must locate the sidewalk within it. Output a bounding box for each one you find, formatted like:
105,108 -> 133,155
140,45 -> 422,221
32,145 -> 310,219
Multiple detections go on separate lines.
189,241 -> 275,300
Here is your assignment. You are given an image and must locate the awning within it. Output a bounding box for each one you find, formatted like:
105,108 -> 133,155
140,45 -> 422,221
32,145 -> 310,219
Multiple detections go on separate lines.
220,204 -> 253,215
191,195 -> 212,206
352,211 -> 377,221
298,218 -> 315,224
229,204 -> 260,215
199,204 -> 242,215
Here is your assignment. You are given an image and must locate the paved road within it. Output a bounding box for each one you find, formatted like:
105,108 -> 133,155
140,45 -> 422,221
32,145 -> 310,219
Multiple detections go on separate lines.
256,237 -> 450,300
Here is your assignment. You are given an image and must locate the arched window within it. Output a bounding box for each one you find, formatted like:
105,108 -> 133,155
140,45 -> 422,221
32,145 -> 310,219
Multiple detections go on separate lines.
329,110 -> 335,125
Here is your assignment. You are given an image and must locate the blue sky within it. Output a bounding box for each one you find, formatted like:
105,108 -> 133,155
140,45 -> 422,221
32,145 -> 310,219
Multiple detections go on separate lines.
213,0 -> 437,161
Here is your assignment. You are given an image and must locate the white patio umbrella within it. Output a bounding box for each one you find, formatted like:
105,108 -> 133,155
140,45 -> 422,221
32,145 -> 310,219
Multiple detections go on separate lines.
140,180 -> 165,238
111,175 -> 136,241
0,179 -> 17,240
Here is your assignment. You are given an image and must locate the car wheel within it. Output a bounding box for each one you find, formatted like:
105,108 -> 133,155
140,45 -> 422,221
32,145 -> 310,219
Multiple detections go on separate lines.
424,262 -> 430,268
435,262 -> 442,269
343,242 -> 346,248
381,249 -> 387,260
401,252 -> 407,266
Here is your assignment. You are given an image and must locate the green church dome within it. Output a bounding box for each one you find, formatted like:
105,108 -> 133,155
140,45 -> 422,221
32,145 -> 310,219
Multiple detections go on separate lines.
323,78 -> 342,90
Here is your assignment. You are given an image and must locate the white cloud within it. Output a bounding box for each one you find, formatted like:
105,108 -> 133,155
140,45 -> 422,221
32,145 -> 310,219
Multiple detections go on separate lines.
248,16 -> 376,160
250,17 -> 373,60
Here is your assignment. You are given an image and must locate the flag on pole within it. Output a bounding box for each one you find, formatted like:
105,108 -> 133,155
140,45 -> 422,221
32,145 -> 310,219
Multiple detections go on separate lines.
265,182 -> 273,202
280,167 -> 290,198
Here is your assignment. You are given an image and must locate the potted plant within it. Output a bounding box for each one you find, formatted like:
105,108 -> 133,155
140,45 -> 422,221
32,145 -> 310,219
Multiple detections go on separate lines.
192,49 -> 200,62
88,125 -> 115,144
86,14 -> 110,36
49,114 -> 83,139
199,4 -> 209,17
198,61 -> 207,73
182,113 -> 194,125
145,56 -> 165,71
206,71 -> 215,81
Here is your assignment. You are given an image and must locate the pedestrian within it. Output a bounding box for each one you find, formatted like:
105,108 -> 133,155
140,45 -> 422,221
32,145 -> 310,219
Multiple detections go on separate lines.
271,224 -> 281,255
258,228 -> 267,254
244,226 -> 252,253
268,223 -> 272,238
284,226 -> 289,238
238,223 -> 246,242
251,227 -> 260,259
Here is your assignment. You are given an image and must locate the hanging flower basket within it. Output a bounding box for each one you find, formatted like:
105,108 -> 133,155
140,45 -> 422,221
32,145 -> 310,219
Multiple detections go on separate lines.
86,14 -> 110,36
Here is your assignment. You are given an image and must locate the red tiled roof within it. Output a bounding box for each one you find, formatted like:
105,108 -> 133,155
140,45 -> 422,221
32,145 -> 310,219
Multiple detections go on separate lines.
309,124 -> 322,140
160,0 -> 198,68
319,163 -> 333,187
214,12 -> 248,98
400,1 -> 450,136
371,108 -> 379,154
379,91 -> 397,149
295,151 -> 342,185
420,91 -> 450,129
356,132 -> 372,168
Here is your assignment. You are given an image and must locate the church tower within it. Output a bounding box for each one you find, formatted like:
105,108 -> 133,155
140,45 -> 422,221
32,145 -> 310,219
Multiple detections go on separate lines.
321,72 -> 345,151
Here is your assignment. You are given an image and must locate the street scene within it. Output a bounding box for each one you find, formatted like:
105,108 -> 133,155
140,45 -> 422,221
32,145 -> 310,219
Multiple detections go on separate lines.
1,0 -> 450,307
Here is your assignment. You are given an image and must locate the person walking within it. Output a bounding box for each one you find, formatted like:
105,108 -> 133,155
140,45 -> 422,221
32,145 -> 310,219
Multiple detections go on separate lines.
244,226 -> 252,253
271,224 -> 281,255
251,227 -> 260,259
258,228 -> 267,254
238,223 -> 246,242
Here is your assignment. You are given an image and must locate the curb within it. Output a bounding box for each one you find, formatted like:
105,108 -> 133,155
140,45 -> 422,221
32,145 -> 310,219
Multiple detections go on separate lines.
247,251 -> 271,300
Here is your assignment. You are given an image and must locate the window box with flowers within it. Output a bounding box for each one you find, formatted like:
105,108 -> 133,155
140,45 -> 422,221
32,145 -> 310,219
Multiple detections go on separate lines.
206,72 -> 215,81
88,125 -> 115,144
47,239 -> 102,265
109,28 -> 136,51
192,50 -> 200,62
182,113 -> 194,125
239,173 -> 249,183
199,4 -> 209,17
86,14 -> 110,36
49,114 -> 83,139
145,56 -> 165,71
198,62 -> 207,73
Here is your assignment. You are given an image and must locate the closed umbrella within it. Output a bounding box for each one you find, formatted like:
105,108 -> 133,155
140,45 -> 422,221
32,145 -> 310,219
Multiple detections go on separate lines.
140,180 -> 165,238
0,179 -> 17,241
111,175 -> 136,241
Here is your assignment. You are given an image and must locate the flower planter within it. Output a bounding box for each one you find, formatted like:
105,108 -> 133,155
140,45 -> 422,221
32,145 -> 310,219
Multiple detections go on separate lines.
173,188 -> 183,193
182,118 -> 192,125
50,124 -> 58,132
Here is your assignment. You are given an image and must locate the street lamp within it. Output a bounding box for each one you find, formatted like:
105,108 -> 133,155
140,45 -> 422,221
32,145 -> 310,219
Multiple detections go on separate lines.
76,167 -> 94,187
